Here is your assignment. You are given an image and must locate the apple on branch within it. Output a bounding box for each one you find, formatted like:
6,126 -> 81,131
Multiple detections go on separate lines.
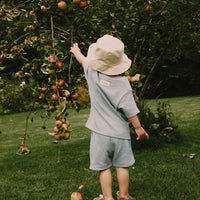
48,55 -> 58,63
41,6 -> 48,13
39,93 -> 45,99
41,87 -> 47,92
58,79 -> 65,87
55,120 -> 62,128
73,0 -> 80,3
80,1 -> 87,7
56,61 -> 64,69
71,93 -> 79,100
58,1 -> 67,10
51,93 -> 59,101
28,25 -> 35,31
145,5 -> 151,11
52,85 -> 58,92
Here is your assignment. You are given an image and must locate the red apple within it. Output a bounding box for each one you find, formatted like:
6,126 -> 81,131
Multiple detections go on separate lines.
62,123 -> 67,130
58,79 -> 65,87
56,61 -> 64,69
44,45 -> 51,50
65,120 -> 70,127
29,10 -> 35,16
41,6 -> 48,13
64,132 -> 70,140
0,54 -> 5,59
145,6 -> 151,11
48,69 -> 55,74
55,120 -> 62,128
31,66 -> 36,71
15,72 -> 20,77
52,85 -> 57,92
126,75 -> 131,81
130,74 -> 141,82
28,25 -> 35,31
48,55 -> 57,63
51,93 -> 59,101
22,147 -> 28,153
71,192 -> 84,200
41,87 -> 47,92
71,93 -> 79,100
39,93 -> 45,99
54,134 -> 61,140
58,1 -> 67,10
80,1 -> 87,7
53,126 -> 59,133
73,0 -> 80,3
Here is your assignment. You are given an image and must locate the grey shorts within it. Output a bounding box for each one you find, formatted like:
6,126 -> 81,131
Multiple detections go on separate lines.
89,132 -> 135,171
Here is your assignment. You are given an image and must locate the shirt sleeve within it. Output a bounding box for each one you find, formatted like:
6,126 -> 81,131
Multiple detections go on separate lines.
117,91 -> 140,119
83,64 -> 89,80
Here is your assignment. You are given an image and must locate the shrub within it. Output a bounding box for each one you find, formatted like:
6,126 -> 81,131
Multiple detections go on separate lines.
131,101 -> 180,149
76,85 -> 90,108
0,77 -> 43,114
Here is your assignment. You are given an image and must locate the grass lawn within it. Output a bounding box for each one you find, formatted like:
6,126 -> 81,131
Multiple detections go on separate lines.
0,95 -> 200,200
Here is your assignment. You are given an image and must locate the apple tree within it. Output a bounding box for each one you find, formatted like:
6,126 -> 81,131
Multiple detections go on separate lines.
0,0 -> 199,152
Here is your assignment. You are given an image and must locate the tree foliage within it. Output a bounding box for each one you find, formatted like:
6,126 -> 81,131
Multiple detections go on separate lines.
0,0 -> 200,99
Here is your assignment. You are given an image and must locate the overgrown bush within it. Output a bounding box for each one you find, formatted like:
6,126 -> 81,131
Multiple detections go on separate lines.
0,77 -> 43,114
131,101 -> 180,149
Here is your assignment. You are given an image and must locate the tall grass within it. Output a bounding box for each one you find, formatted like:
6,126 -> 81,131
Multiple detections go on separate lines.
0,96 -> 200,200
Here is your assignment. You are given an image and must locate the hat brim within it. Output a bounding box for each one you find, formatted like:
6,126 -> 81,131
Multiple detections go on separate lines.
86,43 -> 132,76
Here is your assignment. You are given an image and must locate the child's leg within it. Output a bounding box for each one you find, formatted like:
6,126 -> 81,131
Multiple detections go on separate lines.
99,168 -> 114,200
115,167 -> 129,198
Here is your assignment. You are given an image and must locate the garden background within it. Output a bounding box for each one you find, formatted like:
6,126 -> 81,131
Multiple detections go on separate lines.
0,0 -> 200,200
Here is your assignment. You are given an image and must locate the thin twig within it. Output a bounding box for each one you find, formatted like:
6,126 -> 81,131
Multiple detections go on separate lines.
23,111 -> 32,146
155,0 -> 171,16
68,28 -> 74,86
51,15 -> 55,55
57,141 -> 62,163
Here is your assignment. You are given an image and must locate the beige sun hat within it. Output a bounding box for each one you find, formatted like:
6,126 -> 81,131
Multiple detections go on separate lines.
85,35 -> 132,75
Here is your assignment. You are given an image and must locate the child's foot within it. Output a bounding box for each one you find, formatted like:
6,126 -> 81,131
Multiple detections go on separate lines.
116,191 -> 133,200
93,194 -> 104,200
93,194 -> 114,200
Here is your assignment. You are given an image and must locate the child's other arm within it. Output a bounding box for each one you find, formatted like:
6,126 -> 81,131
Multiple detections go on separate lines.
129,115 -> 149,140
70,43 -> 86,67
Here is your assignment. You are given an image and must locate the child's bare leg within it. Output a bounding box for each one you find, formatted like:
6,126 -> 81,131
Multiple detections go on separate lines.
115,167 -> 129,198
99,168 -> 113,200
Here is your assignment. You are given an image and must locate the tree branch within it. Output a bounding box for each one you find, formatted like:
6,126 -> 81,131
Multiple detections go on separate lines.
139,27 -> 185,99
155,0 -> 171,16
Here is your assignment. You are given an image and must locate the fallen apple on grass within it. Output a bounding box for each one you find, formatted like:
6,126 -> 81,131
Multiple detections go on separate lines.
71,192 -> 84,200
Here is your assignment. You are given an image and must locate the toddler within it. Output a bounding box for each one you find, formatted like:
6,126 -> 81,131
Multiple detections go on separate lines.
70,35 -> 149,200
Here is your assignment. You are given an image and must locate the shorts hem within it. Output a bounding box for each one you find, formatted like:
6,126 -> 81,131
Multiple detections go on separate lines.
113,161 -> 135,168
90,165 -> 112,171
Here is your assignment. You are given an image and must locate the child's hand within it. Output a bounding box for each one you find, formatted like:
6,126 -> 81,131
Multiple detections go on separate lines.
135,127 -> 149,140
70,43 -> 86,66
70,43 -> 81,55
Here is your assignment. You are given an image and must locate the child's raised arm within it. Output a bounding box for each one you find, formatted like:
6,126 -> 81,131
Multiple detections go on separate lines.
70,43 -> 86,67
